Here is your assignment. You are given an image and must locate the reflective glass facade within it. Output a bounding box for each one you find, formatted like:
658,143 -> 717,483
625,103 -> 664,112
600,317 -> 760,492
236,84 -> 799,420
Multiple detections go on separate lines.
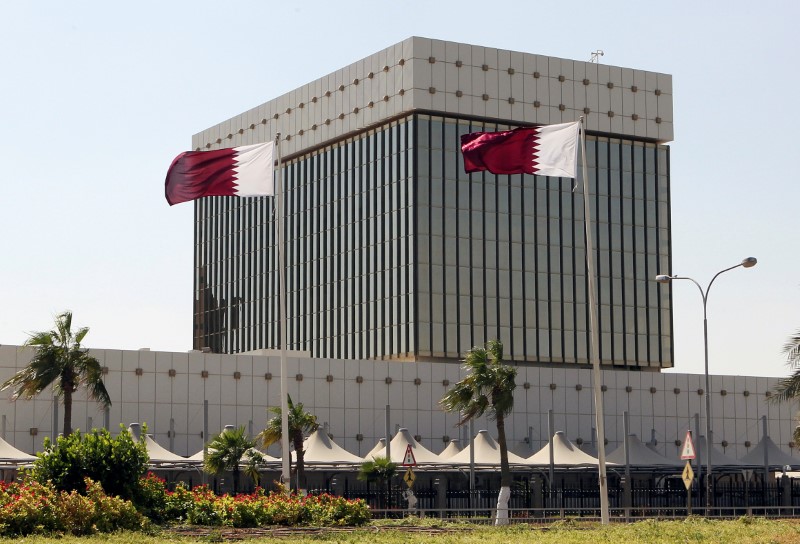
194,113 -> 672,368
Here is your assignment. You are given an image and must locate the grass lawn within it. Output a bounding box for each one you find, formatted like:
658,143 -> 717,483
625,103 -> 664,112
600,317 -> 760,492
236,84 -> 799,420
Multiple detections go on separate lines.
3,518 -> 800,543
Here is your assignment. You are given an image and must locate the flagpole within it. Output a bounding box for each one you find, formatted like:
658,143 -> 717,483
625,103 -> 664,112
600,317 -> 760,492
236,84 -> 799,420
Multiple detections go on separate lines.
274,132 -> 291,489
580,117 -> 610,524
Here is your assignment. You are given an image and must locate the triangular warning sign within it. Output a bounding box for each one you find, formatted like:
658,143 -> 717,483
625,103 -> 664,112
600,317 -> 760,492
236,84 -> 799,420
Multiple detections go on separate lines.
680,430 -> 696,460
402,444 -> 417,466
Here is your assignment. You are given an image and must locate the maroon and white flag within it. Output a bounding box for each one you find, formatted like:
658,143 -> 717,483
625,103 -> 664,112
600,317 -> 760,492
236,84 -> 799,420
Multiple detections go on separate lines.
165,141 -> 275,205
460,121 -> 580,178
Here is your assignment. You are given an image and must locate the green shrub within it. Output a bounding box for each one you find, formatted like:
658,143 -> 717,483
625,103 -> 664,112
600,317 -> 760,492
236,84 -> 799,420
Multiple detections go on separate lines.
28,425 -> 149,502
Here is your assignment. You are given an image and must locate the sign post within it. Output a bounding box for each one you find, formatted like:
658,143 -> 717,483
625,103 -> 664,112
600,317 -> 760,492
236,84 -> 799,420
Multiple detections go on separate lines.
680,430 -> 696,514
401,444 -> 418,511
402,444 -> 417,467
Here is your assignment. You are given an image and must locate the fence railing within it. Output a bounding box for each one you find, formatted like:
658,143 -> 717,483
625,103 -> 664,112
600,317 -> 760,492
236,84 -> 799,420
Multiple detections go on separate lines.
309,481 -> 800,519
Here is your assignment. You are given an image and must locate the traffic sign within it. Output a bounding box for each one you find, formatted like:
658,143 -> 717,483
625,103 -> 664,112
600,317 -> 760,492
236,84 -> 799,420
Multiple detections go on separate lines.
682,461 -> 694,490
680,430 -> 696,460
402,444 -> 417,466
403,467 -> 416,488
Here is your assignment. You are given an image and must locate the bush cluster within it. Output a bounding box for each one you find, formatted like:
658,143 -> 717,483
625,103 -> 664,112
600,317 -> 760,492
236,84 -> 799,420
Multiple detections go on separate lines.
141,474 -> 370,528
9,422 -> 370,534
0,478 -> 146,536
28,426 -> 149,501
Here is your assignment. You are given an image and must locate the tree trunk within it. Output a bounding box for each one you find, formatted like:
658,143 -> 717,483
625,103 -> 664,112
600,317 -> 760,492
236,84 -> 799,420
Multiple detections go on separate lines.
495,412 -> 511,525
294,432 -> 306,492
232,467 -> 240,495
63,385 -> 73,437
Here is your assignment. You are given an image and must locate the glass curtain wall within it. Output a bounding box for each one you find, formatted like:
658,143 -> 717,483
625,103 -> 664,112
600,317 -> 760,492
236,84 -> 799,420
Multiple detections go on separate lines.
414,114 -> 671,368
194,117 -> 415,360
194,113 -> 671,368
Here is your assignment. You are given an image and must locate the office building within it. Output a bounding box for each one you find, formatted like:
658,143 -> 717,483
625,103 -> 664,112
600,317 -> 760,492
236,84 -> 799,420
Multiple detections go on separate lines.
192,37 -> 673,369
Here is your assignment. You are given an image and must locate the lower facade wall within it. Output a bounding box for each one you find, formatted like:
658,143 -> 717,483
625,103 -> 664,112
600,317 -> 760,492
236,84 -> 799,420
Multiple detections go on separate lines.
0,345 -> 795,463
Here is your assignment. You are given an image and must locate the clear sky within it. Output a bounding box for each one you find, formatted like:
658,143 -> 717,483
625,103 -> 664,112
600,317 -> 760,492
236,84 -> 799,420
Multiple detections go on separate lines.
1,1 -> 798,378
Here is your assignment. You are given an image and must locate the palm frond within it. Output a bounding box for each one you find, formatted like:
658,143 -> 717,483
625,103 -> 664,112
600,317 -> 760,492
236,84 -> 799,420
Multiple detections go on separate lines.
204,426 -> 256,475
770,369 -> 800,403
783,331 -> 800,367
6,312 -> 109,436
258,394 -> 318,448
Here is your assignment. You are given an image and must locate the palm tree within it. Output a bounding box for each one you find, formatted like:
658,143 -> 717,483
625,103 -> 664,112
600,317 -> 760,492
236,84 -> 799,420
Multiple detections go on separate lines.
357,455 -> 397,510
1,311 -> 111,437
258,395 -> 318,491
203,425 -> 262,494
439,339 -> 517,525
770,330 -> 800,440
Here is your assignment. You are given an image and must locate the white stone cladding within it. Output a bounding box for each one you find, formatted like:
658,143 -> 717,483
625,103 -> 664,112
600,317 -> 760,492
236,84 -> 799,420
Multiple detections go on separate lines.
0,344 -> 793,464
191,37 -> 673,155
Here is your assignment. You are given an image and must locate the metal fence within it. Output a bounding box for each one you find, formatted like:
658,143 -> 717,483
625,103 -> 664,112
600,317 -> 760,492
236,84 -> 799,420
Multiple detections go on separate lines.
310,481 -> 800,520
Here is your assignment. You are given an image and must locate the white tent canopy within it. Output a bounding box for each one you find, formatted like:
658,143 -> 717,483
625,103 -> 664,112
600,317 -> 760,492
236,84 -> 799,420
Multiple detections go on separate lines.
128,424 -> 195,466
741,436 -> 800,469
144,436 -> 190,464
439,439 -> 462,459
527,431 -> 605,467
366,428 -> 443,464
447,430 -> 528,466
364,438 -> 386,460
303,429 -> 363,465
0,434 -> 36,465
607,434 -> 683,467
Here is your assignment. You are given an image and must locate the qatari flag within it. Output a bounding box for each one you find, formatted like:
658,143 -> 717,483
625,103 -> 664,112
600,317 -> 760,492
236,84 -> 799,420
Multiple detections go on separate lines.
460,121 -> 580,178
165,141 -> 275,205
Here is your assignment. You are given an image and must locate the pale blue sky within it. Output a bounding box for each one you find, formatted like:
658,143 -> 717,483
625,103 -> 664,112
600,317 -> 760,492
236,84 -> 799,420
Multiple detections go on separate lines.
1,1 -> 798,378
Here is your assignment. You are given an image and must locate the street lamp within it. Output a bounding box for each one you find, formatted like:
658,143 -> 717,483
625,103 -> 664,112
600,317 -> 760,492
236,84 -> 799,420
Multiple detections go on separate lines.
655,256 -> 757,513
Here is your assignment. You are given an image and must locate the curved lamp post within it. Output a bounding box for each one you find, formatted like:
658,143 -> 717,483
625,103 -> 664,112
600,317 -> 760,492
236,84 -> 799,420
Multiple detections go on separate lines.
655,256 -> 757,513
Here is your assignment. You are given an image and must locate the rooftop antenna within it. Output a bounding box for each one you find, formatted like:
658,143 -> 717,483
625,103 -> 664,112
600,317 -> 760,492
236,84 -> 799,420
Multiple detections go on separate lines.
590,50 -> 604,63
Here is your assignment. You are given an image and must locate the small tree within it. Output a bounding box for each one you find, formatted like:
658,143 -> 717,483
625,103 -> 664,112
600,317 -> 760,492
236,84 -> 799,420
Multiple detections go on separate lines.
1,311 -> 111,437
29,425 -> 149,501
440,339 -> 517,525
357,456 -> 397,510
258,395 -> 318,491
204,426 -> 262,495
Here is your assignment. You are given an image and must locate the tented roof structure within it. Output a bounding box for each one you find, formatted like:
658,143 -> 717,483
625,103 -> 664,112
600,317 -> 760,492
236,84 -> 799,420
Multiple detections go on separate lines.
364,438 -> 387,460
740,436 -> 800,469
128,424 -> 195,466
302,429 -> 363,465
607,434 -> 682,467
694,436 -> 746,467
447,430 -> 528,466
0,435 -> 36,465
527,431 -> 606,467
578,442 -> 598,457
144,436 -> 191,464
439,439 -> 461,459
365,428 -> 443,464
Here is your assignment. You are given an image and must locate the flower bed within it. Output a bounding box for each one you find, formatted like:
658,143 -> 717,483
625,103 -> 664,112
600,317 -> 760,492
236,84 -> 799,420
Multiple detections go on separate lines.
160,481 -> 371,528
0,478 -> 146,536
0,473 -> 370,535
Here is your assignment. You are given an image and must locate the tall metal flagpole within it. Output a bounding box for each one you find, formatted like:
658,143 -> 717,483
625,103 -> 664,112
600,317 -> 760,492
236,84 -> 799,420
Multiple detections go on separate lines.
274,132 -> 291,488
579,117 -> 609,523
